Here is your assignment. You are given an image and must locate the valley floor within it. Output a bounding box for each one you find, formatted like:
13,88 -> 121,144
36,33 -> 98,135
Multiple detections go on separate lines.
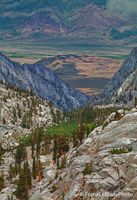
0,40 -> 125,96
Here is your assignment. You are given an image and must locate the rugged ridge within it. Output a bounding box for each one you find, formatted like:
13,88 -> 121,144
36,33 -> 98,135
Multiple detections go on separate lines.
0,52 -> 89,110
92,47 -> 137,105
111,68 -> 137,106
0,0 -> 129,44
1,0 -> 137,46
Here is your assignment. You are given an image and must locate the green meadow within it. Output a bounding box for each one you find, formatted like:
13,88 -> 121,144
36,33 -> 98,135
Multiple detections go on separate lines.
20,120 -> 97,145
44,120 -> 79,136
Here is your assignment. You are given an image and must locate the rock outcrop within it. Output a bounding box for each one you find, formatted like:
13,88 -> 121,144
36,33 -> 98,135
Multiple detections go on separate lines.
0,82 -> 60,148
92,47 -> 137,106
19,107 -> 137,200
111,68 -> 137,107
104,47 -> 137,99
1,96 -> 137,199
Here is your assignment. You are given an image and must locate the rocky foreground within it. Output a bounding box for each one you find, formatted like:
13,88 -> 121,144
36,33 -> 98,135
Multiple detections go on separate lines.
0,81 -> 62,149
1,106 -> 137,199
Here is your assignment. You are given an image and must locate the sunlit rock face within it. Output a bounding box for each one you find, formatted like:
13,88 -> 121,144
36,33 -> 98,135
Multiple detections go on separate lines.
28,108 -> 137,200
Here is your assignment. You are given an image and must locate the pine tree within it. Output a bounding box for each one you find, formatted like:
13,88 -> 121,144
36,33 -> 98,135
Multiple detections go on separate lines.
36,127 -> 43,158
31,130 -> 36,157
0,172 -> 4,192
86,126 -> 90,137
44,134 -> 51,153
8,164 -> 16,180
13,108 -> 17,119
57,154 -> 60,169
72,130 -> 78,148
24,161 -> 32,189
79,123 -> 85,144
2,117 -> 6,124
30,89 -> 33,96
58,135 -> 69,154
17,170 -> 28,200
15,162 -> 19,175
3,95 -> 7,102
60,153 -> 66,169
31,139 -> 34,158
53,135 -> 58,163
32,156 -> 37,179
17,105 -> 21,118
21,114 -> 27,128
15,143 -> 27,166
0,143 -> 3,166
83,163 -> 92,175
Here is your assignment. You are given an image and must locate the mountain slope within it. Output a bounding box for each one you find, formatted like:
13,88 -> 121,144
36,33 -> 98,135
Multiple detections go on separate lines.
13,3 -> 122,41
92,47 -> 137,105
111,68 -> 137,106
104,48 -> 137,96
0,0 -> 106,17
0,0 -> 130,44
68,4 -> 121,33
0,80 -> 62,148
1,0 -> 137,47
0,52 -> 89,110
36,54 -> 122,96
1,106 -> 137,199
44,108 -> 137,200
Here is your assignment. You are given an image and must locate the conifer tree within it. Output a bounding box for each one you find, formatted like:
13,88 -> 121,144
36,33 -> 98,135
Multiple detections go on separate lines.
58,135 -> 69,154
13,108 -> 17,122
60,153 -> 66,169
31,138 -> 34,158
2,117 -> 6,124
36,127 -> 43,158
0,172 -> 4,192
44,134 -> 51,153
21,114 -> 27,128
15,143 -> 27,166
17,170 -> 28,200
86,126 -> 90,137
17,105 -> 21,118
79,123 -> 85,144
53,135 -> 58,163
30,89 -> 33,96
57,154 -> 60,169
32,156 -> 37,179
72,130 -> 78,148
15,162 -> 19,175
24,161 -> 32,189
8,164 -> 16,180
31,130 -> 37,157
0,143 -> 3,166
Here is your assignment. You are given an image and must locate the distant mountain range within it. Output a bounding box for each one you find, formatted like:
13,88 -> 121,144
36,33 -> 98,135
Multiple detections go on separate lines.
0,0 -> 137,45
0,52 -> 89,110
